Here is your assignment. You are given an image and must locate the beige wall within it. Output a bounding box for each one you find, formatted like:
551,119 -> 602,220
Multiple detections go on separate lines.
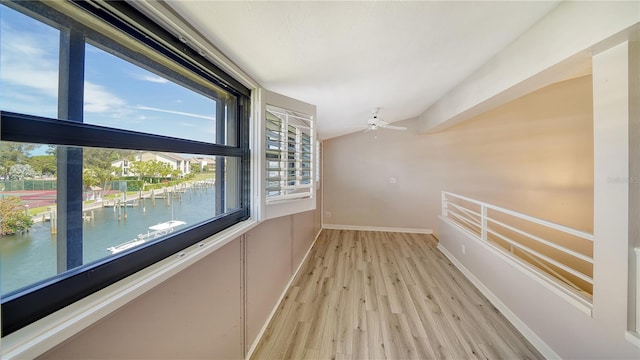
39,237 -> 244,360
40,198 -> 322,359
245,210 -> 317,352
324,75 -> 593,234
438,42 -> 639,358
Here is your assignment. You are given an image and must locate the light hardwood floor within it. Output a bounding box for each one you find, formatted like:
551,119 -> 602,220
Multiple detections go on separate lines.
250,229 -> 544,360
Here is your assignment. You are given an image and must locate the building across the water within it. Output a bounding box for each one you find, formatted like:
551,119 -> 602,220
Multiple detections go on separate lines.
111,152 -> 191,178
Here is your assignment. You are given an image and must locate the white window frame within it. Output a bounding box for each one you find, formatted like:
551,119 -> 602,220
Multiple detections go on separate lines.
265,105 -> 314,202
260,89 -> 316,220
316,140 -> 322,189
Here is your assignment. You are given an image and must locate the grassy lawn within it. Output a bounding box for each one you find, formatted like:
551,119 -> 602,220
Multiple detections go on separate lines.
191,173 -> 215,181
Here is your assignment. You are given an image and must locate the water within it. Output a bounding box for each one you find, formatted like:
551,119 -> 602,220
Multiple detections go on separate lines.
1,185 -> 217,295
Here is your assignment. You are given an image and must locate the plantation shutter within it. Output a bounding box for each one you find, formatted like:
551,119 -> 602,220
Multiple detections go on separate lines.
261,89 -> 316,220
265,105 -> 314,203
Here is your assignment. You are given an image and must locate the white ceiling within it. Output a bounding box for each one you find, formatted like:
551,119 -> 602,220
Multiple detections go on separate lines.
166,1 -> 560,140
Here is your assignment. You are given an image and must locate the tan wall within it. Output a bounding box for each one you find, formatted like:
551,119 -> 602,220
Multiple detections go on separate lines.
324,75 -> 594,234
245,209 -> 317,351
39,237 -> 244,360
40,198 -> 322,359
438,43 -> 638,358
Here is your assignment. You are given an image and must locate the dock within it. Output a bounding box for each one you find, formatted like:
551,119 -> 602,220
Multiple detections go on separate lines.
28,179 -> 215,224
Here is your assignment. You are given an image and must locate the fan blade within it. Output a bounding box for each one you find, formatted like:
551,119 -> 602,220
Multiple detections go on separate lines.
380,124 -> 407,130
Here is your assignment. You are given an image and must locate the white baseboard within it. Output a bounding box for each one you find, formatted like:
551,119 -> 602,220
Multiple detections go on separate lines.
439,217 -> 591,316
322,223 -> 432,234
245,229 -> 321,359
438,244 -> 560,360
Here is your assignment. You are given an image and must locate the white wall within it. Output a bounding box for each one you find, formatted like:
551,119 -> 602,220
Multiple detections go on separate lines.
592,40 -> 638,351
439,218 -> 634,359
438,40 -> 640,359
324,76 -> 594,235
418,1 -> 639,134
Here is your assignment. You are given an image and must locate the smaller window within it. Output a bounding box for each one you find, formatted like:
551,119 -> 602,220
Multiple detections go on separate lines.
265,105 -> 314,203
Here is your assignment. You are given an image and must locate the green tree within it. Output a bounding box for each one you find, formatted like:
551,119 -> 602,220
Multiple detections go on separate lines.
0,142 -> 35,178
28,155 -> 57,176
0,196 -> 33,235
83,148 -> 133,170
158,163 -> 172,178
129,160 -> 150,181
129,160 -> 177,183
146,160 -> 169,180
95,167 -> 116,191
82,168 -> 100,189
8,164 -> 37,180
83,167 -> 116,196
190,163 -> 202,173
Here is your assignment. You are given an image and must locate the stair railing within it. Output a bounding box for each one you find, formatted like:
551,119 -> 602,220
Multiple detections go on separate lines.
441,191 -> 594,298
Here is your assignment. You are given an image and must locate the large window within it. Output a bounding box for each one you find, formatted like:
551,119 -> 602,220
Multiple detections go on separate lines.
1,1 -> 249,336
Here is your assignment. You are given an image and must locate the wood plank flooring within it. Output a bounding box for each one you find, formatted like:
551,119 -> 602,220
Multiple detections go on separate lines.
250,229 -> 544,360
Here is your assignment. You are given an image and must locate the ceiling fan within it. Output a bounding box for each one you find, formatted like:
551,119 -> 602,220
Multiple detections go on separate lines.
347,108 -> 407,132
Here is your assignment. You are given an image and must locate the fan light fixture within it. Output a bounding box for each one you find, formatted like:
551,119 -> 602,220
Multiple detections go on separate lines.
346,107 -> 408,133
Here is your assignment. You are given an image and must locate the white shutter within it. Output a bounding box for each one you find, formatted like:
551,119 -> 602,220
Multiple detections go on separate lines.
261,89 -> 316,219
265,105 -> 314,203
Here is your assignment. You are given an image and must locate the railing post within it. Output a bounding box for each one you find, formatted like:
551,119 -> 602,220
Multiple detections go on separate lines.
441,190 -> 595,298
441,191 -> 448,217
480,204 -> 487,241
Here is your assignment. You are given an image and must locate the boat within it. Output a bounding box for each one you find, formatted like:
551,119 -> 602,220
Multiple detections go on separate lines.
107,220 -> 186,254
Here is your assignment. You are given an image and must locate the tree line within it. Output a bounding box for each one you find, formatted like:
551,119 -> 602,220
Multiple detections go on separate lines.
0,144 -> 134,180
0,143 -> 199,185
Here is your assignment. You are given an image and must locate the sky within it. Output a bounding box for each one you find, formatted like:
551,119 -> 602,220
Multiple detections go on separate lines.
0,4 -> 221,147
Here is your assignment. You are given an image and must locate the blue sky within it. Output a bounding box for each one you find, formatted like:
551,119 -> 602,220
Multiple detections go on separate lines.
0,4 -> 219,145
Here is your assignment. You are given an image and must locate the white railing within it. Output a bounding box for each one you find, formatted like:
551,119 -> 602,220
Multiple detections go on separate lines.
442,191 -> 594,298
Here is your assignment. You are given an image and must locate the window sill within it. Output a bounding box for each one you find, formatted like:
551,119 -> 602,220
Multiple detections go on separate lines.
1,218 -> 258,359
625,331 -> 640,349
265,197 -> 316,220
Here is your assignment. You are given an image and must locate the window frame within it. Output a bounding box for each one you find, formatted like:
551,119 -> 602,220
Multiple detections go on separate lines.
265,105 -> 314,203
1,0 -> 250,336
260,89 -> 317,220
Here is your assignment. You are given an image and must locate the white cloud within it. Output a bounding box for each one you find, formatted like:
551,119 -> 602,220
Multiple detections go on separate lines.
141,74 -> 170,84
0,20 -> 59,98
178,122 -> 197,127
134,105 -> 215,121
84,82 -> 127,114
1,19 -> 130,119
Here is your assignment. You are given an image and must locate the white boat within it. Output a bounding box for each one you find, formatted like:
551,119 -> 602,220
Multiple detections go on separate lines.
107,220 -> 186,254
148,220 -> 186,234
